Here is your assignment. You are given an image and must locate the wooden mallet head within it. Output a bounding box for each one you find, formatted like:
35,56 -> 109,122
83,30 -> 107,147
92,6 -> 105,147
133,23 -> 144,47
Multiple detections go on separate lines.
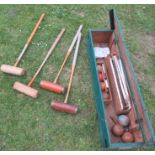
13,82 -> 38,98
40,80 -> 65,94
1,64 -> 26,76
51,101 -> 78,114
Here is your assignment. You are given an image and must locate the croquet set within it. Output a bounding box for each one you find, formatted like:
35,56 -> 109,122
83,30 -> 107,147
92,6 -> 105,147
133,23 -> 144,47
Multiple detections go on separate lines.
87,9 -> 155,149
1,9 -> 155,149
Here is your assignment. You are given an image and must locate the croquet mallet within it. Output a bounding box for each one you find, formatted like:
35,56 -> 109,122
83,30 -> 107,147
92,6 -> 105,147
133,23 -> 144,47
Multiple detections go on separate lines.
1,13 -> 45,76
51,32 -> 82,114
40,25 -> 83,94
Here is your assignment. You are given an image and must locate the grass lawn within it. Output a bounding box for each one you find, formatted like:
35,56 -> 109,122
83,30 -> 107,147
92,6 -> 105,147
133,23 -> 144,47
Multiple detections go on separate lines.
0,4 -> 155,150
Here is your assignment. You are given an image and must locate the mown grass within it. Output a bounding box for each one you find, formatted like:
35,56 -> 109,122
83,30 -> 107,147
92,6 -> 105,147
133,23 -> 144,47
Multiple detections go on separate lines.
0,4 -> 155,150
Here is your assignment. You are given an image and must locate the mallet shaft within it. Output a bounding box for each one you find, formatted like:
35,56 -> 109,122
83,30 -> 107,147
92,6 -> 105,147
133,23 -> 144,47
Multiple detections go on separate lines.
109,57 -> 124,110
28,28 -> 65,87
64,33 -> 82,103
14,13 -> 45,67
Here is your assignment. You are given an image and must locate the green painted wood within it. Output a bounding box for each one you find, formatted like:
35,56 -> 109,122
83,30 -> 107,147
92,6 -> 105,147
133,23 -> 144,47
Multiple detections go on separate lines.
87,30 -> 111,147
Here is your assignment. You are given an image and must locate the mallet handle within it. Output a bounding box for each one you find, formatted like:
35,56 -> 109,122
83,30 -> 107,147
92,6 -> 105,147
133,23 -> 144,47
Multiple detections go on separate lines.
14,13 -> 45,67
64,33 -> 82,103
28,28 -> 65,87
109,58 -> 124,110
26,13 -> 45,45
53,25 -> 83,83
128,104 -> 143,142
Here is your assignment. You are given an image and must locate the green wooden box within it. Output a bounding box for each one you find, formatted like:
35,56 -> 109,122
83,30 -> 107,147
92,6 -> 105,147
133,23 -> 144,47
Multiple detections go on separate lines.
87,9 -> 155,149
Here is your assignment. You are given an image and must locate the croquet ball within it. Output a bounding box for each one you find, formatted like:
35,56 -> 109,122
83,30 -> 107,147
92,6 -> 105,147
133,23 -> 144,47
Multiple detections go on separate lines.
100,82 -> 105,91
111,124 -> 124,137
118,115 -> 130,127
97,65 -> 102,72
98,73 -> 103,81
121,132 -> 134,143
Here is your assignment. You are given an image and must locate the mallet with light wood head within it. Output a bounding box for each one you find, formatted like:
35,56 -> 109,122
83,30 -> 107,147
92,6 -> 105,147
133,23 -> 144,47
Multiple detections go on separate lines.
51,33 -> 82,114
0,13 -> 45,76
13,28 -> 65,98
40,25 -> 83,94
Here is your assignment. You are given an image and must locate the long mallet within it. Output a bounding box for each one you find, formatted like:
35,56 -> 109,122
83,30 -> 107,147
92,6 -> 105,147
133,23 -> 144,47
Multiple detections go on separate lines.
1,13 -> 45,76
51,33 -> 82,114
13,28 -> 65,98
40,25 -> 83,94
